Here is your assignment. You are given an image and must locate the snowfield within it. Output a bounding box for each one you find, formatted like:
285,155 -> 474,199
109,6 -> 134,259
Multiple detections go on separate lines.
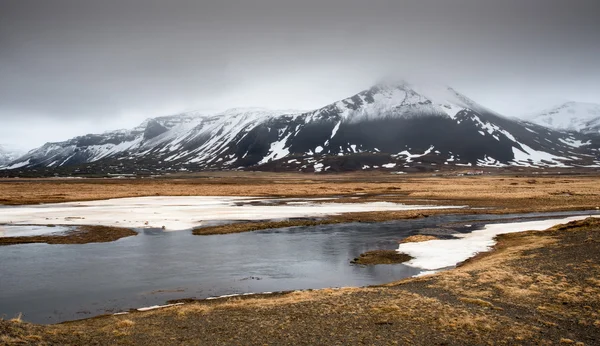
0,196 -> 466,232
398,215 -> 600,273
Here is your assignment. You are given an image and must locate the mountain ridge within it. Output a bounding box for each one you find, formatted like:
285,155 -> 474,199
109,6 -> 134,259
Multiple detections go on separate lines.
2,82 -> 600,175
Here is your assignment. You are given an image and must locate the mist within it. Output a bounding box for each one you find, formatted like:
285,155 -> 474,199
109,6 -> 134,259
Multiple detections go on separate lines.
1,0 -> 599,150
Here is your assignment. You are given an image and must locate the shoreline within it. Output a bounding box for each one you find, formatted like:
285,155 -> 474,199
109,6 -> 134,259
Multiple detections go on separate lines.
83,212 -> 600,320
3,210 -> 597,324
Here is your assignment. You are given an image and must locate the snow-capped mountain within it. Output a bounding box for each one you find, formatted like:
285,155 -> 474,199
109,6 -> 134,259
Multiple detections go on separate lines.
3,81 -> 600,175
526,102 -> 600,133
0,112 -> 208,170
0,145 -> 24,166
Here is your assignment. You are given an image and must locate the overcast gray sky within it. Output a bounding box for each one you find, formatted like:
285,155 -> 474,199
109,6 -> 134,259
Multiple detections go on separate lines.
1,0 -> 599,150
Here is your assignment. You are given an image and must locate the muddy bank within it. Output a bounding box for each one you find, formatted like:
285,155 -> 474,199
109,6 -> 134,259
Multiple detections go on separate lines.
192,219 -> 338,235
350,250 -> 412,265
2,218 -> 598,345
0,226 -> 136,246
192,211 -> 434,235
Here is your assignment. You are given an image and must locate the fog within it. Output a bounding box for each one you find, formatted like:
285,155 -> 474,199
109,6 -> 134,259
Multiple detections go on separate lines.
1,0 -> 599,150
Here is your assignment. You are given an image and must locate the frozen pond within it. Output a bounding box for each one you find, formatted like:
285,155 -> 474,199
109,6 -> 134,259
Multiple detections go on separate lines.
0,196 -> 465,232
0,209 -> 597,324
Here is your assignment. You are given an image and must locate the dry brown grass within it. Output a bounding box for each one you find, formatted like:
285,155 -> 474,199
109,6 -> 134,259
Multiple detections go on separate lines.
172,288 -> 359,319
0,318 -> 46,346
193,210 -> 449,235
114,319 -> 135,329
1,174 -> 599,215
193,219 -> 338,235
350,250 -> 412,265
458,297 -> 495,308
399,235 -> 440,243
8,313 -> 22,323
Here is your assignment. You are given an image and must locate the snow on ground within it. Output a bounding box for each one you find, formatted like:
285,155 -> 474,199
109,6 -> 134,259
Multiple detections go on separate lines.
137,303 -> 184,312
398,215 -> 600,272
0,196 -> 466,232
0,225 -> 73,238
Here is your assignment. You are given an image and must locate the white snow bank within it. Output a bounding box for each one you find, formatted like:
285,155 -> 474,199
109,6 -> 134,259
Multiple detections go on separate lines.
137,303 -> 184,312
0,225 -> 72,238
398,215 -> 599,271
0,196 -> 466,232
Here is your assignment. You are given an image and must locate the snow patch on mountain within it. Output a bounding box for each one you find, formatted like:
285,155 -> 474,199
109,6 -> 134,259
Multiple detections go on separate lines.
526,101 -> 600,133
393,145 -> 435,163
558,137 -> 591,148
512,143 -> 570,167
259,133 -> 292,164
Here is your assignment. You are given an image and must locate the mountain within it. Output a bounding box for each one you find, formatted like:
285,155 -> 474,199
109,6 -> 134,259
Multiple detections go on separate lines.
0,112 -> 204,170
3,82 -> 600,175
525,101 -> 600,133
0,145 -> 24,166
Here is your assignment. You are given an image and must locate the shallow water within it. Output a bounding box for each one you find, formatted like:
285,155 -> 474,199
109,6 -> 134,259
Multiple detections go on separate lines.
0,210 -> 597,324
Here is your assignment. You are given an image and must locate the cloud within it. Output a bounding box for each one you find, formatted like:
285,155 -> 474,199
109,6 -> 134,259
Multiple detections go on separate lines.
1,0 -> 599,149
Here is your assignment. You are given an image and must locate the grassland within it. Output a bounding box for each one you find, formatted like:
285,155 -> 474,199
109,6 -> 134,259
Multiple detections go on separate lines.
2,217 -> 598,345
0,172 -> 599,213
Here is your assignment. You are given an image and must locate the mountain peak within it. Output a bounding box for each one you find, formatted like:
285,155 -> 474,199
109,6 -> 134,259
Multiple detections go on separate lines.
315,80 -> 489,124
218,107 -> 302,116
527,101 -> 600,132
